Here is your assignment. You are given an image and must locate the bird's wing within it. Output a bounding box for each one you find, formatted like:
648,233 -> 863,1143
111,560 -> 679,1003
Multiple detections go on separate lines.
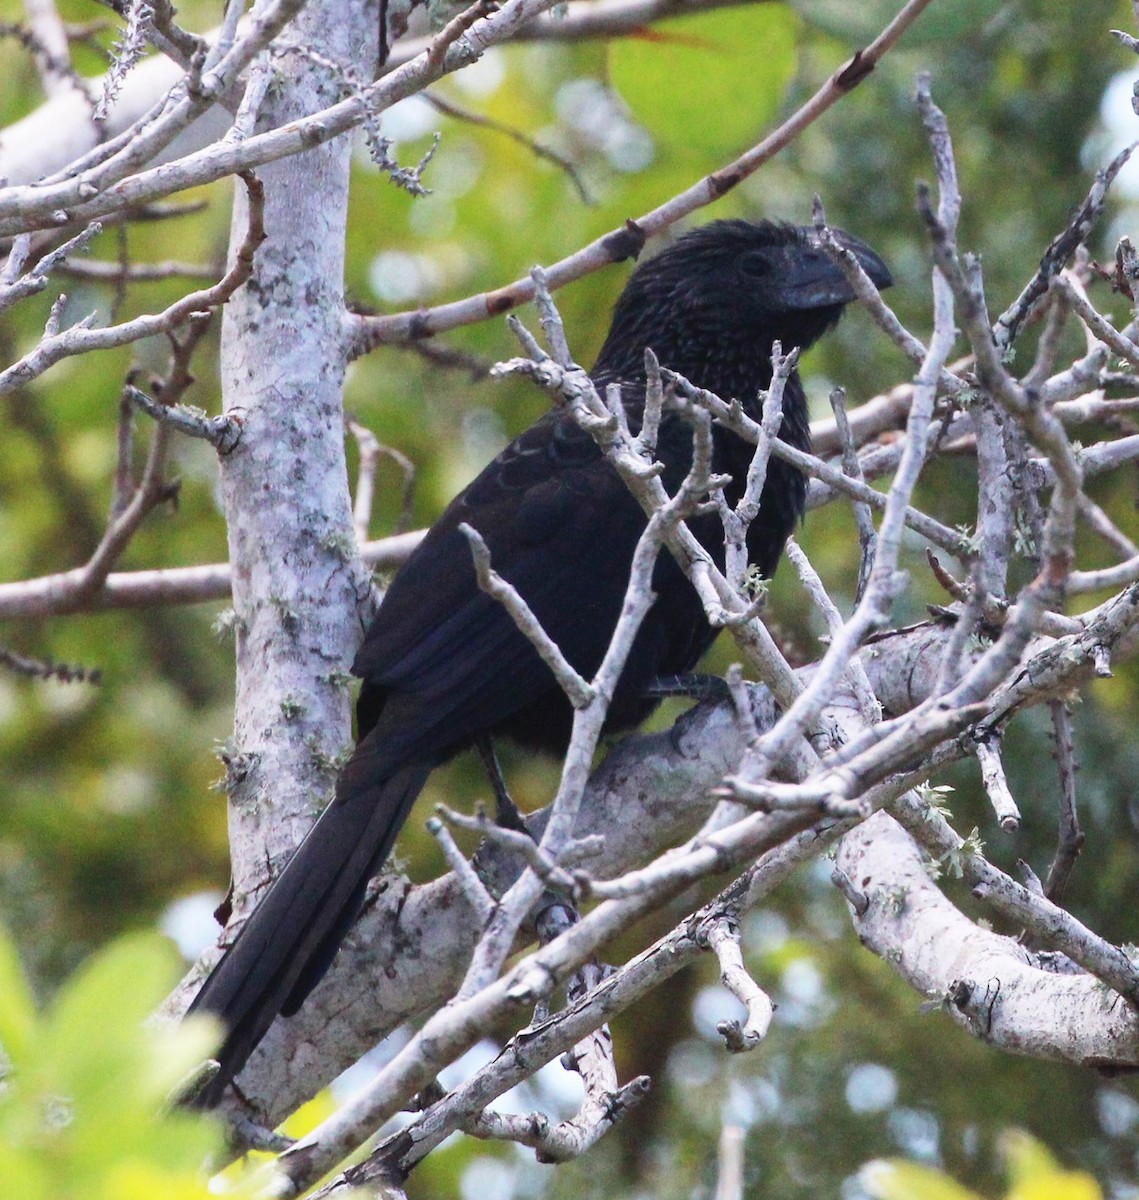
353,410 -> 646,757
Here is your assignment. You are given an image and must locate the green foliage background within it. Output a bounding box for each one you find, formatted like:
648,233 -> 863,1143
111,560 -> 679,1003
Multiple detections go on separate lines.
0,925 -> 244,1199
3,0 -> 1139,1196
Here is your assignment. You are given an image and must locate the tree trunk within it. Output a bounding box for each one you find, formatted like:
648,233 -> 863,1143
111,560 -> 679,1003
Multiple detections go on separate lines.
217,0 -> 378,910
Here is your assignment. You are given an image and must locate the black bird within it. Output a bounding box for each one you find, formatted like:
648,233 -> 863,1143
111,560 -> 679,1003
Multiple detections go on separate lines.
188,219 -> 891,1106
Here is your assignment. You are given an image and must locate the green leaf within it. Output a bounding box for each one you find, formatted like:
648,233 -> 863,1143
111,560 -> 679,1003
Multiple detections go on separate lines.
0,1144 -> 51,1200
1002,1129 -> 1059,1182
859,1159 -> 983,1200
1002,1130 -> 1103,1200
41,932 -> 183,1112
609,5 -> 801,161
1007,1176 -> 1102,1200
50,930 -> 181,1030
0,929 -> 240,1197
0,925 -> 38,1068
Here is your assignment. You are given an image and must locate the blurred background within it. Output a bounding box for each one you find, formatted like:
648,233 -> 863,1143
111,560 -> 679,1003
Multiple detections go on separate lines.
3,0 -> 1139,1196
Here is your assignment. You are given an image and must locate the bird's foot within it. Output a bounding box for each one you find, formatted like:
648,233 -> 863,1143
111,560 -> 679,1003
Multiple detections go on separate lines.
476,734 -> 531,835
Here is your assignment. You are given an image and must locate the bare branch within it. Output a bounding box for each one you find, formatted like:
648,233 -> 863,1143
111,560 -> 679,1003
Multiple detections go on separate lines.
718,344 -> 796,592
0,530 -> 424,619
0,644 -> 101,684
974,735 -> 1021,832
732,211 -> 958,787
839,811 -> 1139,1064
784,537 -> 880,725
974,399 -> 1013,600
349,417 -> 382,545
52,256 -> 218,282
346,0 -> 941,353
126,384 -> 243,452
425,817 -> 495,925
149,0 -> 207,63
915,77 -> 1081,603
713,1125 -> 746,1200
96,0 -> 154,122
459,522 -> 594,708
828,386 -> 878,601
994,142 -> 1138,348
491,350 -> 803,710
425,90 -> 592,203
668,372 -> 969,559
0,0 -> 305,235
893,793 -> 1139,1004
310,776 -> 883,1194
1056,272 -> 1139,369
699,916 -> 774,1052
0,172 -> 265,397
0,221 -> 101,314
1043,700 -> 1084,904
437,802 -> 584,893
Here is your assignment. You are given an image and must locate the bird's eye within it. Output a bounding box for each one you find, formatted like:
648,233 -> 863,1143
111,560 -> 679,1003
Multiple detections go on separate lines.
738,256 -> 771,278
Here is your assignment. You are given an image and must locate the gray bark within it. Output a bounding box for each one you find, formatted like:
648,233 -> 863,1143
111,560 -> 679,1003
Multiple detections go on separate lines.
216,0 -> 377,906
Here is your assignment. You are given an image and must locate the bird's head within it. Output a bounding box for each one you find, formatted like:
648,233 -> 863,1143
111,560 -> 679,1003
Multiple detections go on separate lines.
593,219 -> 892,394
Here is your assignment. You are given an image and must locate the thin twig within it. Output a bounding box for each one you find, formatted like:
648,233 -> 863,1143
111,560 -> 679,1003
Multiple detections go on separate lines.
459,522 -> 593,708
0,530 -> 425,619
699,916 -> 774,1052
974,735 -> 1021,832
829,386 -> 877,602
1043,700 -> 1084,903
994,141 -> 1137,347
0,172 -> 266,397
345,0 -> 943,353
126,384 -> 243,452
425,817 -> 495,923
425,91 -> 592,203
0,645 -> 101,684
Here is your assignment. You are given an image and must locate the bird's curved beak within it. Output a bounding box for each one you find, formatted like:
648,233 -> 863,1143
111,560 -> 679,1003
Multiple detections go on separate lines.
779,228 -> 893,310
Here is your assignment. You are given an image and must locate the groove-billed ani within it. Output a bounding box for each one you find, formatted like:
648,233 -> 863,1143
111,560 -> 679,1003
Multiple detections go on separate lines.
188,219 -> 891,1106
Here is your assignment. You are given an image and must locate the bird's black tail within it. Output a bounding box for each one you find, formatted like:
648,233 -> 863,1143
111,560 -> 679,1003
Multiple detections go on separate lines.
186,759 -> 429,1108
